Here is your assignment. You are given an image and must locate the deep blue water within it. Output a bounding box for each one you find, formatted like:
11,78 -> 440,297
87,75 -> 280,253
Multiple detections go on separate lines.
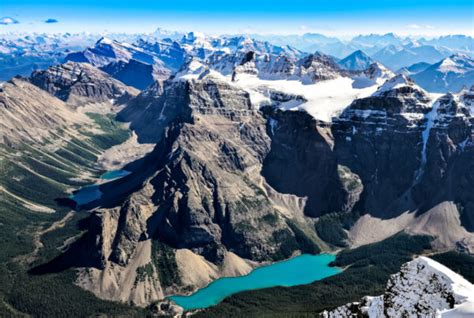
169,253 -> 341,311
70,170 -> 129,206
70,185 -> 102,206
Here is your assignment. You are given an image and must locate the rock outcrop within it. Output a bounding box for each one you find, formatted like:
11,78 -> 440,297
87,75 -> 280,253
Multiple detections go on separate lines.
322,256 -> 474,317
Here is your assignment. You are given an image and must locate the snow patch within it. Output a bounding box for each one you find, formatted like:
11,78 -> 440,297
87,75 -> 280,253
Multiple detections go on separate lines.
414,95 -> 442,181
268,118 -> 278,135
373,74 -> 411,96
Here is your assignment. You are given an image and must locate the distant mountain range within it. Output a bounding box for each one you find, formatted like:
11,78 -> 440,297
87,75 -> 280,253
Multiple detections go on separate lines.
252,32 -> 472,59
64,34 -> 304,89
372,42 -> 451,70
0,31 -> 473,92
410,54 -> 474,93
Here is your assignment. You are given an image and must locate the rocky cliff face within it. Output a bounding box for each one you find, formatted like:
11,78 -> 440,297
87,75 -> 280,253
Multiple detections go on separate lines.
332,75 -> 432,217
261,107 -> 360,218
66,72 -> 320,306
327,77 -> 474,251
30,61 -> 138,106
322,256 -> 474,317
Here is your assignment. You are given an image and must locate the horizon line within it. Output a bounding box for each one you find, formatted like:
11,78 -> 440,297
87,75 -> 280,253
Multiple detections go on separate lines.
0,29 -> 473,39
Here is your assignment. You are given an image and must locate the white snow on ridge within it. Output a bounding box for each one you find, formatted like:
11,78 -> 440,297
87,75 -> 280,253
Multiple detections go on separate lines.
439,57 -> 463,73
419,257 -> 473,298
97,36 -> 114,45
323,256 -> 474,318
437,54 -> 474,74
414,98 -> 440,181
419,257 -> 474,318
233,74 -> 383,122
373,74 -> 411,96
174,60 -> 226,81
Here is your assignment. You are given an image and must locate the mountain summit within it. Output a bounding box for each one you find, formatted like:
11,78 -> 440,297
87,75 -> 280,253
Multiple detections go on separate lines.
338,50 -> 375,71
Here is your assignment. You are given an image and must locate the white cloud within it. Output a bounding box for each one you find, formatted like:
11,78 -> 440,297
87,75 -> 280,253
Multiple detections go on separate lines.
407,24 -> 435,30
0,17 -> 19,25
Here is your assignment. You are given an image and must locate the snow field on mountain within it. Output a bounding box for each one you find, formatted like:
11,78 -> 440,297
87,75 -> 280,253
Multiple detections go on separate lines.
234,74 -> 382,122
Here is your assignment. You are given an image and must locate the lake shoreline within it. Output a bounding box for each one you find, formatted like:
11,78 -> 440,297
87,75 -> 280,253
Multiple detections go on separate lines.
168,253 -> 343,311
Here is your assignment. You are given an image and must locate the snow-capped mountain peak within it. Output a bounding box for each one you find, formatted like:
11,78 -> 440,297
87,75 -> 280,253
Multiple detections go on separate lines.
323,256 -> 474,318
411,54 -> 474,93
174,58 -> 225,82
437,54 -> 474,74
373,73 -> 425,97
181,31 -> 206,44
95,36 -> 114,46
364,62 -> 394,81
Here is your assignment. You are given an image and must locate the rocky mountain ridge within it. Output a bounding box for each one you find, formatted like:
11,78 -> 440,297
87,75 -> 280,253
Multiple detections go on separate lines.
323,256 -> 474,317
30,61 -> 139,106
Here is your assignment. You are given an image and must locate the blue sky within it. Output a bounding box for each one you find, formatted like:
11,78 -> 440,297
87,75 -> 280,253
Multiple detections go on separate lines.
1,0 -> 473,35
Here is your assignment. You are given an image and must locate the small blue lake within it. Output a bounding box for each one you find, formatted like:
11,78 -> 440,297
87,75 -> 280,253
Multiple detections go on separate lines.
100,170 -> 130,180
169,253 -> 341,311
70,185 -> 102,206
70,170 -> 130,206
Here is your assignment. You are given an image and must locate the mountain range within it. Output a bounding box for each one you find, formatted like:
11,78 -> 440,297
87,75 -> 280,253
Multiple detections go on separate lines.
411,54 -> 474,93
0,30 -> 473,317
1,31 -> 472,81
61,34 -> 474,93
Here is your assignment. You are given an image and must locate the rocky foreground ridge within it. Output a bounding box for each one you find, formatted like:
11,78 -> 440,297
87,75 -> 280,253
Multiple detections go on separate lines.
323,256 -> 474,317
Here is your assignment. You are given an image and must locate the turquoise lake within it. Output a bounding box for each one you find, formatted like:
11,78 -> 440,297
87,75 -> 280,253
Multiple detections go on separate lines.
70,170 -> 130,206
100,170 -> 130,180
169,253 -> 341,311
